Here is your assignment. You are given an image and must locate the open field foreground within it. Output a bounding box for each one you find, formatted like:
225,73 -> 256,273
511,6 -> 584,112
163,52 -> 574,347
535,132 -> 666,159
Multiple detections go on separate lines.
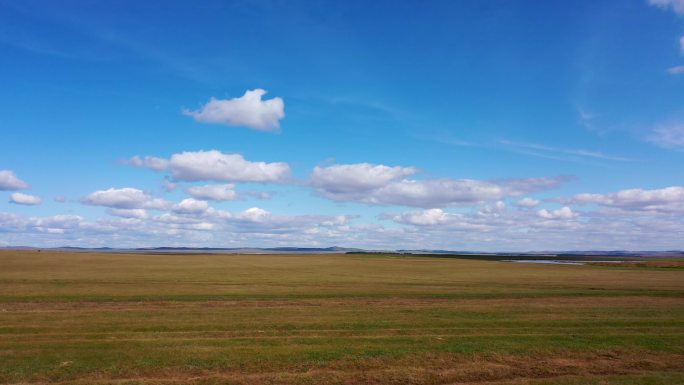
1,251 -> 683,385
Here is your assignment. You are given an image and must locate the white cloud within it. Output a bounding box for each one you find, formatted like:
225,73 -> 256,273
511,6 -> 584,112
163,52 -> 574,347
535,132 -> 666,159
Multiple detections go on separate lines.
153,213 -> 201,225
4,196 -> 684,251
311,163 -> 417,193
0,212 -> 26,231
390,208 -> 453,225
126,156 -> 169,171
82,188 -> 170,210
148,205 -> 348,236
311,163 -> 565,208
311,163 -> 496,207
183,89 -> 285,131
386,207 -> 495,231
570,186 -> 684,213
381,179 -> 505,206
649,0 -> 684,15
190,222 -> 215,231
499,176 -> 573,195
0,170 -> 29,190
238,207 -> 271,222
127,150 -> 291,183
478,201 -> 506,216
680,36 -> 684,53
107,208 -> 149,219
649,124 -> 684,148
9,192 -> 42,206
173,198 -> 210,214
30,214 -> 83,234
186,184 -> 238,201
668,66 -> 684,74
516,197 -> 540,208
537,206 -> 577,220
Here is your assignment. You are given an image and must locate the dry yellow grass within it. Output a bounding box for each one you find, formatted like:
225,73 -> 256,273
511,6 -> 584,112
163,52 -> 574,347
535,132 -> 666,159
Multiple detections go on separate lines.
0,251 -> 683,384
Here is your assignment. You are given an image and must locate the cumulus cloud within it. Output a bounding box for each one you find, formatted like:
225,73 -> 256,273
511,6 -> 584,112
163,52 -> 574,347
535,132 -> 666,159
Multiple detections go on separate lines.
0,170 -> 29,190
29,214 -> 84,234
3,215 -> 80,238
498,176 -> 574,195
381,179 -> 506,206
127,150 -> 291,183
126,156 -> 169,171
311,163 -> 418,193
649,124 -> 684,148
153,213 -> 201,225
186,184 -> 238,201
516,197 -> 540,208
107,208 -> 149,219
9,192 -> 42,206
385,207 -> 495,232
390,208 -> 454,226
82,188 -> 170,210
537,206 -> 577,220
311,163 -> 566,208
649,0 -> 684,15
4,197 -> 684,251
478,201 -> 506,216
0,212 -> 25,231
183,89 -> 285,131
570,186 -> 684,213
238,207 -> 271,222
147,205 -> 349,237
173,198 -> 210,214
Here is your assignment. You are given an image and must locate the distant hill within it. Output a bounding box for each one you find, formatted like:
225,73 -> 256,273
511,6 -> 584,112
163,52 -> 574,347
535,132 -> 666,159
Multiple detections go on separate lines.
0,246 -> 364,254
0,246 -> 681,257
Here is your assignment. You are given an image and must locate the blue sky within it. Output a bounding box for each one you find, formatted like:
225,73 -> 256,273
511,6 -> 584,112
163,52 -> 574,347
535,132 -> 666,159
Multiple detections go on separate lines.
1,0 -> 683,250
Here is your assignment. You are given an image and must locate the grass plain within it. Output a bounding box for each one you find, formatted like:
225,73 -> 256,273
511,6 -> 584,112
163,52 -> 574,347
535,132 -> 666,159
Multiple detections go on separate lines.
0,250 -> 683,384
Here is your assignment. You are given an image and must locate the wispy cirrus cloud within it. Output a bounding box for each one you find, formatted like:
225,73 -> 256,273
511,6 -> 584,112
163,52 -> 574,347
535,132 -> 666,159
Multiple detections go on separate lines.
668,65 -> 684,74
578,109 -> 598,129
649,1 -> 684,73
499,139 -> 633,162
648,123 -> 684,149
648,0 -> 684,16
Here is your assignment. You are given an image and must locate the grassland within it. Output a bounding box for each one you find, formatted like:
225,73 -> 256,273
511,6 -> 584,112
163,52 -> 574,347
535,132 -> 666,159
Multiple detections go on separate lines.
0,250 -> 683,384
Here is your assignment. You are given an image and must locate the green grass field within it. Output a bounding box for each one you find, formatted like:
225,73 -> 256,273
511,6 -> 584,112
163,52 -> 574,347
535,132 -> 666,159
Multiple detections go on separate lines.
1,251 -> 683,384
